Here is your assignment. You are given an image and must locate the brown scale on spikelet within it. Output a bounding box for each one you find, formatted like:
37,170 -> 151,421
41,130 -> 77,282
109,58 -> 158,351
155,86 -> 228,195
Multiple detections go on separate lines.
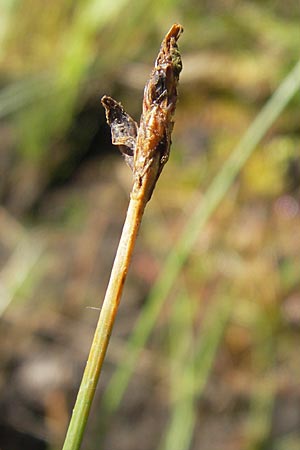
102,24 -> 183,202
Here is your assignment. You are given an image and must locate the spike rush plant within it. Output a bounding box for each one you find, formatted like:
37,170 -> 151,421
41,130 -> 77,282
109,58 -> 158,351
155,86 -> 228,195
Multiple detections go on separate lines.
62,24 -> 183,450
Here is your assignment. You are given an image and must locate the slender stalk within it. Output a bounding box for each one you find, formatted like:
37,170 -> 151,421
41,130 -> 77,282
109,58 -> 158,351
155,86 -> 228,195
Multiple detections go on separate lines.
62,195 -> 146,450
62,24 -> 183,450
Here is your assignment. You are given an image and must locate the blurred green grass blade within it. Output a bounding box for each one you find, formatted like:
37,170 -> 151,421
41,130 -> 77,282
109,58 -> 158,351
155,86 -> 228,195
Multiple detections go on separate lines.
160,291 -> 196,450
0,0 -> 15,56
7,0 -> 133,161
246,383 -> 275,450
0,73 -> 55,118
0,234 -> 45,316
102,59 -> 300,417
245,313 -> 277,450
275,435 -> 300,450
160,294 -> 232,450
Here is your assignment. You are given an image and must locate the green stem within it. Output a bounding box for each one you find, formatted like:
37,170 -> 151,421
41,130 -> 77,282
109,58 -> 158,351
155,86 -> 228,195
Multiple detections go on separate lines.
62,195 -> 146,450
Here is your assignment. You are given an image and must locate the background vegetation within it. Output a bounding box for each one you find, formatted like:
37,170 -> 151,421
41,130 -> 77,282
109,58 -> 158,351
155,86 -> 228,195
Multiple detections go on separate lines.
0,1 -> 300,449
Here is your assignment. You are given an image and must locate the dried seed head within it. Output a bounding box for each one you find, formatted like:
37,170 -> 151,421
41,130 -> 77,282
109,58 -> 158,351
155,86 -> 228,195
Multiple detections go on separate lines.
144,23 -> 183,113
134,24 -> 183,200
102,24 -> 183,202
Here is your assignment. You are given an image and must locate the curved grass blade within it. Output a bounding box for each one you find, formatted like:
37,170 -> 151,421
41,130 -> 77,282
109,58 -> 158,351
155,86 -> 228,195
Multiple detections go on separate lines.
160,293 -> 233,450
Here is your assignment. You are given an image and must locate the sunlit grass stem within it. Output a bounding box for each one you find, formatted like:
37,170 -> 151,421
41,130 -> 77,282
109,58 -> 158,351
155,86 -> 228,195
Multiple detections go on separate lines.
62,195 -> 147,450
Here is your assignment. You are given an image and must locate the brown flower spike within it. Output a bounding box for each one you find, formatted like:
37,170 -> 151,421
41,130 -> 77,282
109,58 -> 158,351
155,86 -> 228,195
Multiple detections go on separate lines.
102,24 -> 183,202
